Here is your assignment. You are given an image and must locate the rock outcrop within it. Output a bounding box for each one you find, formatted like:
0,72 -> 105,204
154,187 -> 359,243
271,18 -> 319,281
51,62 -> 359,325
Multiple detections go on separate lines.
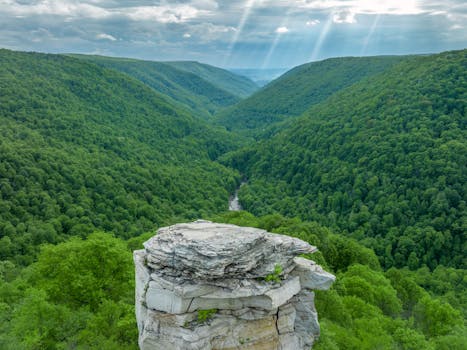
134,220 -> 335,350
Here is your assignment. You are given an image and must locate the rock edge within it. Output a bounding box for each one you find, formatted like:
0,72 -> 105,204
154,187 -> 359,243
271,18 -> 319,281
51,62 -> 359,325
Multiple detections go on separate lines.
135,220 -> 335,350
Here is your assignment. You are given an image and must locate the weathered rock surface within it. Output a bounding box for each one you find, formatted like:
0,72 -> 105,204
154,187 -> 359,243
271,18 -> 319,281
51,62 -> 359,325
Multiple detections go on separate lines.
135,220 -> 335,350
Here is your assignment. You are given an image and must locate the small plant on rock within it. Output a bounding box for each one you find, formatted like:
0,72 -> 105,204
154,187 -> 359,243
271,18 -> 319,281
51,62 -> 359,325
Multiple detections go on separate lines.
264,264 -> 283,283
197,308 -> 217,324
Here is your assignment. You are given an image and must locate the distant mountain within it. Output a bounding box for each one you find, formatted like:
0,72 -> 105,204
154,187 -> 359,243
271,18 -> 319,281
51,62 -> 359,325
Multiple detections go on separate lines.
164,61 -> 258,98
0,49 -> 240,263
225,50 -> 467,269
70,55 -> 257,120
217,56 -> 407,134
229,68 -> 289,86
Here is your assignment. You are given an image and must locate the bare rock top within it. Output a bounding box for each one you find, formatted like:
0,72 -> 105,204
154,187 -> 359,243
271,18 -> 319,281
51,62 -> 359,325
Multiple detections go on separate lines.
143,220 -> 317,281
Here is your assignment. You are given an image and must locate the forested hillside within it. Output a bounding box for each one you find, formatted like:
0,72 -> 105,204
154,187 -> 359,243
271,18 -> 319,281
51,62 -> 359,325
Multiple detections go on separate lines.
163,61 -> 258,98
211,212 -> 466,350
0,48 -> 465,349
0,49 -> 240,264
217,56 -> 406,133
70,55 -> 257,120
225,49 -> 466,270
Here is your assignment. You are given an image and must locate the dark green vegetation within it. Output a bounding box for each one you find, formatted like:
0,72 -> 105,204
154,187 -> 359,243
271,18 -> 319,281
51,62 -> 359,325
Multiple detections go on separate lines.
212,212 -> 466,350
217,56 -> 406,133
0,49 -> 241,264
1,212 -> 464,349
228,50 -> 466,270
71,54 -> 258,120
163,61 -> 258,98
0,48 -> 465,349
0,232 -> 139,349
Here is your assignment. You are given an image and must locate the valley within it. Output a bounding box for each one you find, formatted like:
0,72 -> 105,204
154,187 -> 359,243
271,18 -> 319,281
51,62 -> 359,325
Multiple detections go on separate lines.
0,48 -> 465,349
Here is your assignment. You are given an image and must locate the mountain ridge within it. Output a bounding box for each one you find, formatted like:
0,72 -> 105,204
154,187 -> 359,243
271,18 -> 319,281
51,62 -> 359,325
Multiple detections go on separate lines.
0,49 -> 241,263
216,55 -> 409,134
69,54 -> 258,121
226,49 -> 467,269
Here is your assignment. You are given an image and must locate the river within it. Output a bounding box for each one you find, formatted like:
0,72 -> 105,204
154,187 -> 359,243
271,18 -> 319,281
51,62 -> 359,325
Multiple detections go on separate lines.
228,182 -> 245,211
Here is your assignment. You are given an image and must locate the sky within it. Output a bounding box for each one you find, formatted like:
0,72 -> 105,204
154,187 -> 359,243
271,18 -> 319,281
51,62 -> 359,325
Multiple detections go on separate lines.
1,0 -> 466,69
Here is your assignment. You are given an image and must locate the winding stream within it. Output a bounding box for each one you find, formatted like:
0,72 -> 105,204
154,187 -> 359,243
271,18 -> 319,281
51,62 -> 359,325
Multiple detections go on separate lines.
228,182 -> 246,211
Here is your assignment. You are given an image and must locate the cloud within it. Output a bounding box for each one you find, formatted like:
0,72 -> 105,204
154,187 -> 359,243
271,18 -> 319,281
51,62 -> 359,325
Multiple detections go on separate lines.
125,5 -> 204,23
0,0 -> 110,19
333,11 -> 356,24
96,33 -> 116,41
285,0 -> 424,15
0,0 -> 465,68
306,19 -> 320,26
186,22 -> 236,44
275,26 -> 289,33
0,1 -> 215,23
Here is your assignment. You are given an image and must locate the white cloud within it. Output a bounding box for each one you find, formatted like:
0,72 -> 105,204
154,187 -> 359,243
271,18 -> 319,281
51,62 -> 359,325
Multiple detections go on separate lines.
306,19 -> 320,26
125,5 -> 204,23
0,0 -> 110,18
0,1 -> 214,23
96,33 -> 116,41
333,11 -> 356,24
187,22 -> 236,43
0,0 -> 465,68
281,0 -> 425,15
275,26 -> 289,33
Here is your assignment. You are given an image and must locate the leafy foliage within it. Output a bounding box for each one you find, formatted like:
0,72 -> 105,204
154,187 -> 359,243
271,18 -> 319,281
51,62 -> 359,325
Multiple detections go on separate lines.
0,49 -> 241,263
197,308 -> 218,324
228,49 -> 467,269
1,48 -> 466,349
264,263 -> 283,283
71,54 -> 257,121
0,233 -> 137,349
163,61 -> 258,98
216,55 -> 406,133
213,211 -> 467,350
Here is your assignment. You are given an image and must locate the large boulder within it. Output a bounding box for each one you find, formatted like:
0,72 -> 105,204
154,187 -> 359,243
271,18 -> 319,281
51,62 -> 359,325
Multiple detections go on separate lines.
135,220 -> 335,350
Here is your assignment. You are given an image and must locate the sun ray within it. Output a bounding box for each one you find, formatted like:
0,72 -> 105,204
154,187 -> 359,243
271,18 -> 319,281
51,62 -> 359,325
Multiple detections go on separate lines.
261,7 -> 293,69
310,13 -> 333,62
360,13 -> 380,56
223,0 -> 257,66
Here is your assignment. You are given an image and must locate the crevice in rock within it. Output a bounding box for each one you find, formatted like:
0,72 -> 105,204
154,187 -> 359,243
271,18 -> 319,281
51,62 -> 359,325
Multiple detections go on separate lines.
275,308 -> 280,335
186,297 -> 195,313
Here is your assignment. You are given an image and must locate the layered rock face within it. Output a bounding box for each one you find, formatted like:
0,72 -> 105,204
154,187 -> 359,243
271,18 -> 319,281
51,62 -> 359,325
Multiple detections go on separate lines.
134,220 -> 335,350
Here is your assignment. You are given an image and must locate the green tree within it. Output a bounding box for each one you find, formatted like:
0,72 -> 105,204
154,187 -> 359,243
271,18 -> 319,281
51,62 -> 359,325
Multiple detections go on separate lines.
34,232 -> 134,311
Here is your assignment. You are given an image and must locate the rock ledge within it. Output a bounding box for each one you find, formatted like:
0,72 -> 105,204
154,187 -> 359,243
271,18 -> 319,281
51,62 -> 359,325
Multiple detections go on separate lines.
135,220 -> 335,350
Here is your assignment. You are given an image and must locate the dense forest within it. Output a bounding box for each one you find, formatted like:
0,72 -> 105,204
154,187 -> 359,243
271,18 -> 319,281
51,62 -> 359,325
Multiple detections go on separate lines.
227,50 -> 466,270
0,49 -> 242,264
70,54 -> 258,120
0,48 -> 465,349
1,212 -> 465,349
162,61 -> 259,98
216,56 -> 406,134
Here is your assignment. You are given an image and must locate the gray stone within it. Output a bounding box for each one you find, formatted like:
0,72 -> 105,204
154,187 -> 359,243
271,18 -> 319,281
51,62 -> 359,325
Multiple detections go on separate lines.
292,290 -> 320,347
291,257 -> 336,290
134,221 -> 334,349
143,220 -> 316,281
279,334 -> 301,350
134,249 -> 150,335
145,272 -> 301,314
277,303 -> 296,334
189,276 -> 301,312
